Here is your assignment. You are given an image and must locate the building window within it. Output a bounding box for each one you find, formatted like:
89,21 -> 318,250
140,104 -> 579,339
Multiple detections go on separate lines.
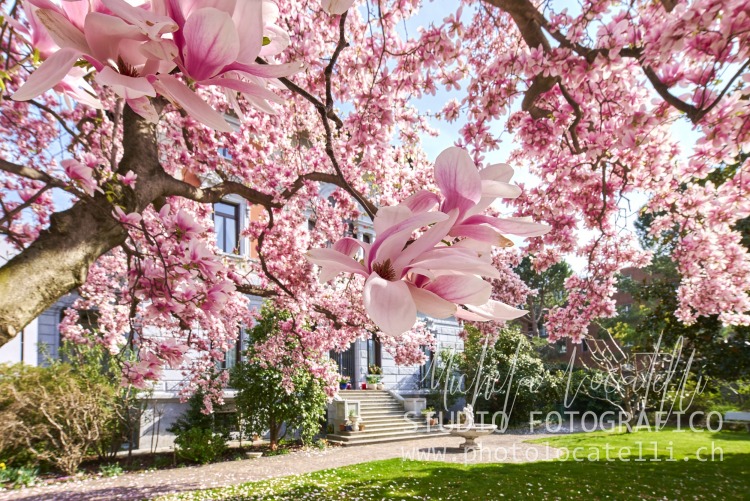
582,339 -> 589,352
214,202 -> 240,254
362,233 -> 371,244
220,330 -> 243,370
420,345 -> 435,389
59,309 -> 99,358
367,336 -> 382,369
557,339 -> 567,354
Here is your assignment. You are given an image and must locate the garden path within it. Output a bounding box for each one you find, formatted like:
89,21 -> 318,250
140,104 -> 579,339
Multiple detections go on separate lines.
0,432 -> 563,500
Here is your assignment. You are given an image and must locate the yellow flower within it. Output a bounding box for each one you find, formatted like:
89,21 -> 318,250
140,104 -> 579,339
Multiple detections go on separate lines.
0,462 -> 6,470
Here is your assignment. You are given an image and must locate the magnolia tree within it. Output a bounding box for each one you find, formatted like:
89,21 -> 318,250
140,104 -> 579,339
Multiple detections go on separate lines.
0,0 -> 748,396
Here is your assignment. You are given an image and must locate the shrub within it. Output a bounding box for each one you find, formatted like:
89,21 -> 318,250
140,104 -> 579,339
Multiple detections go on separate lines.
168,389 -> 234,439
99,463 -> 124,477
0,363 -> 117,475
458,325 -> 561,427
0,465 -> 38,488
173,427 -> 228,464
230,306 -> 329,450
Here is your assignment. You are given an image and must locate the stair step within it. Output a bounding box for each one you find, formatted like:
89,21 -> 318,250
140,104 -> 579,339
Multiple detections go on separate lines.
359,411 -> 408,418
327,430 -> 449,446
353,423 -> 420,432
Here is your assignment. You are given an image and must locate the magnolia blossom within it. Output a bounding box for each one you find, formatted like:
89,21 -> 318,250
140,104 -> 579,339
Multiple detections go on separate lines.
11,0 -> 300,130
61,158 -> 100,196
307,146 -> 550,337
321,0 -> 356,15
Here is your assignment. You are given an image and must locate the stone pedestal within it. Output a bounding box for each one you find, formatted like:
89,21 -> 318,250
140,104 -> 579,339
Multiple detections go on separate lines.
446,424 -> 497,452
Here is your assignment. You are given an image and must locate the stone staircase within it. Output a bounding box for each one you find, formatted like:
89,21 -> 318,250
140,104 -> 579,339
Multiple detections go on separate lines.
327,390 -> 447,446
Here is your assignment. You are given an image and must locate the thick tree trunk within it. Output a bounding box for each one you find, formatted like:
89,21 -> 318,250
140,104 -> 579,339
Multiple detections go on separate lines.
0,201 -> 127,344
0,107 -> 161,346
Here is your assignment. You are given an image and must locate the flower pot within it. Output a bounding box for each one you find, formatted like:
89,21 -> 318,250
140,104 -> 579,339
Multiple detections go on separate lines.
245,452 -> 263,459
366,382 -> 376,390
376,383 -> 384,390
339,424 -> 346,432
339,382 -> 348,390
345,425 -> 354,432
359,423 -> 366,431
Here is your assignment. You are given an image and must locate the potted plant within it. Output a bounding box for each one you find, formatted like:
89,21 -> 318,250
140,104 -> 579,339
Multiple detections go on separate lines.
366,374 -> 379,390
421,406 -> 435,421
368,364 -> 384,390
339,376 -> 349,390
348,409 -> 361,429
339,423 -> 346,432
358,422 -> 366,431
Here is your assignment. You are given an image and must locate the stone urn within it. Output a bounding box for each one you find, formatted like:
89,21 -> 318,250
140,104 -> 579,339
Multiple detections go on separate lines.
445,424 -> 497,451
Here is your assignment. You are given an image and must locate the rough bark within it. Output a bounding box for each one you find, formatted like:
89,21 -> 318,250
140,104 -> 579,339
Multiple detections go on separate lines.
0,107 -> 161,345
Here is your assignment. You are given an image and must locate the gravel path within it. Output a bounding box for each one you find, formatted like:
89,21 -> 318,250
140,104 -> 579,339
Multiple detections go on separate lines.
0,433 -> 562,501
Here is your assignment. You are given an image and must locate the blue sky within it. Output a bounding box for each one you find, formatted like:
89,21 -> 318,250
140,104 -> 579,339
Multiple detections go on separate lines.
395,0 -> 701,272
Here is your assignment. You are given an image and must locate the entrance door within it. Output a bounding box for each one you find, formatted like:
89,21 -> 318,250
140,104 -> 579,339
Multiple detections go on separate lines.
330,343 -> 356,383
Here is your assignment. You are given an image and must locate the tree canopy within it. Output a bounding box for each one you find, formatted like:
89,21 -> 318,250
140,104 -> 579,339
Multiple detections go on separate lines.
0,0 -> 748,393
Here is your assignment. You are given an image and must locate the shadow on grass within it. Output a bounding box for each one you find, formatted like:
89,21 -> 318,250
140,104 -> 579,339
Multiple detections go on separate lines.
195,452 -> 750,500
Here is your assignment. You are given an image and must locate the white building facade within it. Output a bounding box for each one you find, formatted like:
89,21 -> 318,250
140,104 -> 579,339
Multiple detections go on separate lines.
0,188 -> 465,451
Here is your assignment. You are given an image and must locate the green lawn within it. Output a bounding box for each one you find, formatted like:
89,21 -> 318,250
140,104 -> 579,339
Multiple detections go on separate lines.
160,429 -> 750,500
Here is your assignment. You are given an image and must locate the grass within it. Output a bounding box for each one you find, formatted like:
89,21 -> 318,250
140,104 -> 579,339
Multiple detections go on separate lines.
159,429 -> 750,500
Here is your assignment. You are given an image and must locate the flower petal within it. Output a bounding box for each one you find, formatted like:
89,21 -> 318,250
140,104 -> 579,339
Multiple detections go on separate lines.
232,0 -> 263,64
461,215 -> 551,237
373,205 -> 412,235
182,7 -> 240,81
84,12 -> 145,64
126,96 -> 160,123
424,275 -> 492,306
96,67 -> 156,99
368,211 -> 448,270
34,8 -> 89,53
306,247 -> 368,283
401,190 -> 440,213
407,284 -> 457,319
450,223 -> 515,248
153,74 -> 232,131
434,147 -> 481,217
259,24 -> 290,57
480,162 -> 514,183
101,0 -> 178,39
321,0 -> 356,15
455,300 -> 528,322
407,248 -> 501,279
333,237 -> 369,259
12,47 -> 80,101
201,76 -> 283,105
392,209 -> 459,276
229,60 -> 305,79
363,274 -> 417,337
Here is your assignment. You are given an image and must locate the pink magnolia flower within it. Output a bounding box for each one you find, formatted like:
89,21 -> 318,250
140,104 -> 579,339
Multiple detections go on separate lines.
113,206 -> 142,226
321,0 -> 356,15
12,0 -> 299,130
385,147 -> 551,249
119,170 -> 138,187
155,339 -> 188,367
307,147 -> 545,337
61,158 -> 100,196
